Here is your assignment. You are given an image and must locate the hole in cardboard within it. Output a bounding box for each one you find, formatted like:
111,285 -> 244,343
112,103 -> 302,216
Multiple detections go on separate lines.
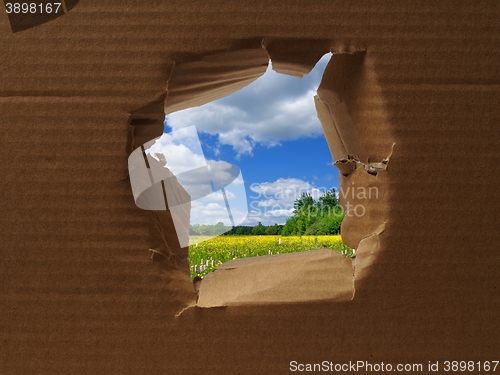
128,45 -> 394,309
159,54 -> 357,288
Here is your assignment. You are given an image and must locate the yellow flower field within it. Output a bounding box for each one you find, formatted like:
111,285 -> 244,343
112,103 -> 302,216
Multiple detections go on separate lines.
189,235 -> 352,278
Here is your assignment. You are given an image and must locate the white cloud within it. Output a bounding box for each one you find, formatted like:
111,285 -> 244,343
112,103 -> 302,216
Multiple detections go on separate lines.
244,177 -> 329,225
208,162 -> 241,190
198,190 -> 236,201
190,200 -> 230,225
243,207 -> 295,226
165,53 -> 332,156
188,170 -> 248,226
250,177 -> 323,203
190,198 -> 248,226
144,126 -> 207,175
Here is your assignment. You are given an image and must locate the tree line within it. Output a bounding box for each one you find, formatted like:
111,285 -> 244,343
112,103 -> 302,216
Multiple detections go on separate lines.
189,188 -> 344,236
281,188 -> 344,235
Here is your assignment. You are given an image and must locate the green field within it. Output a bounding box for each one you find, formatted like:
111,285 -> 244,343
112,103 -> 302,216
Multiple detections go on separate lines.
189,235 -> 352,278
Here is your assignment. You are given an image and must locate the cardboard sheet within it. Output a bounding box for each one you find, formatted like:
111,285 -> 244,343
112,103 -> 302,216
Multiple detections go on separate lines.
197,249 -> 354,307
1,1 -> 498,373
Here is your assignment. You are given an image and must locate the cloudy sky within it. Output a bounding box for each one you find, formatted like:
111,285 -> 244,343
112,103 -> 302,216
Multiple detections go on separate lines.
154,53 -> 340,226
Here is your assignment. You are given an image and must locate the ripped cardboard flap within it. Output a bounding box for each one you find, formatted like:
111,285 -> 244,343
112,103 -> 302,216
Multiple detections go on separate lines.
197,249 -> 354,307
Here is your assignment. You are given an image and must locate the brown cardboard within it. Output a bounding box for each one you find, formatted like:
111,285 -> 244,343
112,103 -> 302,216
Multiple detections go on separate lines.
197,249 -> 354,307
165,48 -> 269,115
1,1 -> 499,374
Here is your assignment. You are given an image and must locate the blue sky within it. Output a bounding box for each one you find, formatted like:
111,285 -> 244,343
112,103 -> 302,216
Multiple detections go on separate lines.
160,53 -> 339,226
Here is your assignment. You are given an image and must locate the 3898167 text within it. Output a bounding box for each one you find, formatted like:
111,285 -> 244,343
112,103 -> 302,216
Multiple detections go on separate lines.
5,3 -> 62,14
442,360 -> 499,372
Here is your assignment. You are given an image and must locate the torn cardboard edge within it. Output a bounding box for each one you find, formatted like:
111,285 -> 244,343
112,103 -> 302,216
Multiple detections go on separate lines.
128,40 -> 395,310
197,249 -> 355,307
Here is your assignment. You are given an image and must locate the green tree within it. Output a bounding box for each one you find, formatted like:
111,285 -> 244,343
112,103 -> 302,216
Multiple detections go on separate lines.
293,193 -> 315,215
283,188 -> 343,235
304,221 -> 320,235
252,222 -> 266,235
318,188 -> 339,210
211,221 -> 227,236
189,224 -> 199,235
318,206 -> 344,234
282,216 -> 298,236
265,223 -> 281,235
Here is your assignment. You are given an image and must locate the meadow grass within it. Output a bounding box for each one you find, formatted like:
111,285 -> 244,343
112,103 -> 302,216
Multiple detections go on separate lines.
189,235 -> 352,279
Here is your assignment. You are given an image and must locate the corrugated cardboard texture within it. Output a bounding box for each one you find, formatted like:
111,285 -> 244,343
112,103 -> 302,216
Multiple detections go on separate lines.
1,1 -> 499,373
197,249 -> 354,306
